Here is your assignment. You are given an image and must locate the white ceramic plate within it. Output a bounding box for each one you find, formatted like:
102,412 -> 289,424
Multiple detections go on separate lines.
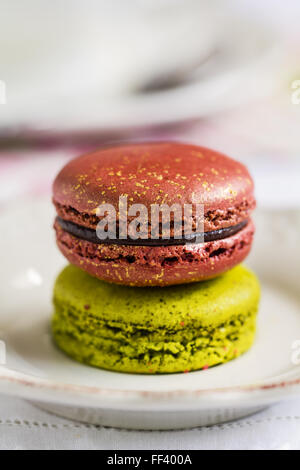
0,16 -> 280,133
0,200 -> 300,430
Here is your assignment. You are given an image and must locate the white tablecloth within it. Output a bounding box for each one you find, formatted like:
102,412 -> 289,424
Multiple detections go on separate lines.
0,395 -> 300,450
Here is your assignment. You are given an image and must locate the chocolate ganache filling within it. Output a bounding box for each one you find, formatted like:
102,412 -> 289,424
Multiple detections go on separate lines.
56,217 -> 248,247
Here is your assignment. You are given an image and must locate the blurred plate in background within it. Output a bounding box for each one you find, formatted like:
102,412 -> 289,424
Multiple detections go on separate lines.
0,1 -> 281,134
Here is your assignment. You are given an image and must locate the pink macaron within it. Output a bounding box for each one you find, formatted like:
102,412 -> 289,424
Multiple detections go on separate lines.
53,142 -> 256,286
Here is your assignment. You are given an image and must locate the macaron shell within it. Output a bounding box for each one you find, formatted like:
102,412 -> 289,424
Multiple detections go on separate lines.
52,264 -> 260,373
54,219 -> 254,287
53,142 -> 255,232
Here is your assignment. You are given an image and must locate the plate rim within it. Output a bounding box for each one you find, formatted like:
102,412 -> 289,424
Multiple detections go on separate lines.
1,366 -> 300,409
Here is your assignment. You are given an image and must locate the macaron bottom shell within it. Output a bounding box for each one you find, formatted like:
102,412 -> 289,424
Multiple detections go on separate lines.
52,314 -> 256,374
52,264 -> 260,374
54,219 -> 254,287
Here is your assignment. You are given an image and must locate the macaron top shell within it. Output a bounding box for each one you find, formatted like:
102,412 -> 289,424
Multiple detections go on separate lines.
53,142 -> 255,232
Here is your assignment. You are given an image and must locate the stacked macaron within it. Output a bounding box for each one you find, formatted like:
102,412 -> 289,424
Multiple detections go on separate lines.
52,142 -> 260,373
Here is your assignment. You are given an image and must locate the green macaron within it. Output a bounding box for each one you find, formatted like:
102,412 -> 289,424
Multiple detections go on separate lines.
52,264 -> 260,374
